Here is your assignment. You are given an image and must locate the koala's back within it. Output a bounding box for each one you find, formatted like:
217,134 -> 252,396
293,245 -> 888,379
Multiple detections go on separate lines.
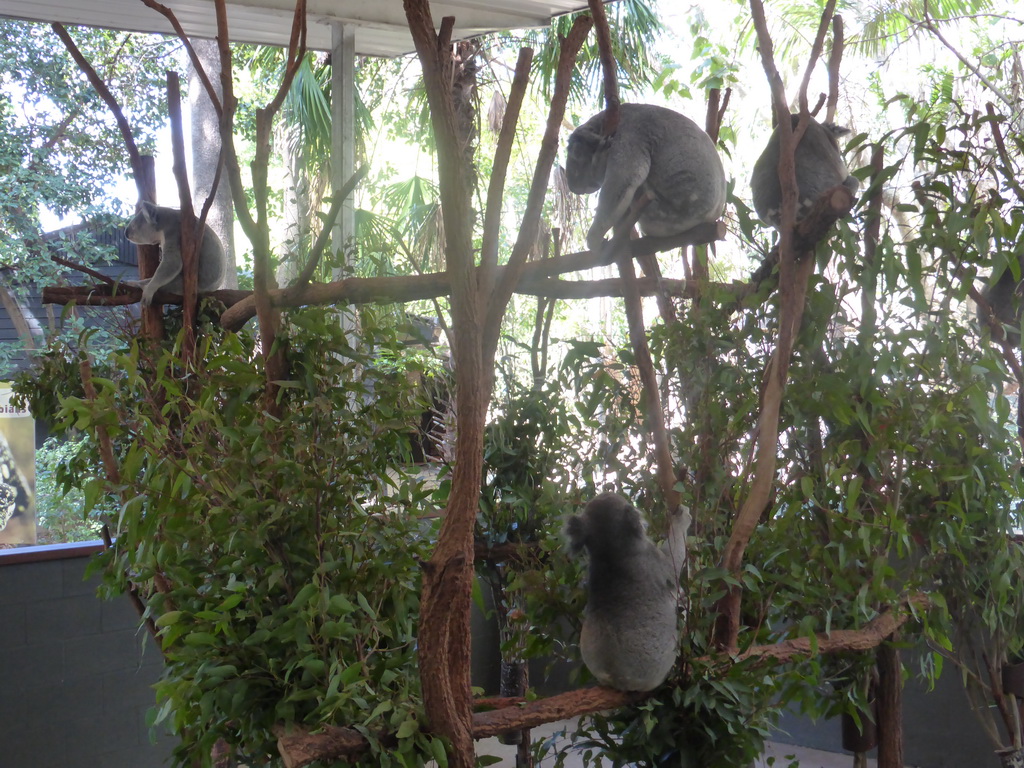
982,263 -> 1024,333
608,104 -> 726,235
581,541 -> 679,691
751,117 -> 857,227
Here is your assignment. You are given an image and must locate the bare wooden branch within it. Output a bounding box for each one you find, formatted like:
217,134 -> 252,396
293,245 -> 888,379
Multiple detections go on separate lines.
210,0 -> 262,259
134,156 -> 165,339
50,24 -> 145,194
825,15 -> 845,123
737,601 -> 921,661
614,238 -> 680,511
479,47 -> 534,291
588,0 -> 620,135
437,15 -> 455,52
166,72 -> 199,360
292,165 -> 369,289
705,87 -> 732,144
137,0 -> 223,114
45,273 -> 738,312
483,16 -> 593,363
715,0 -> 841,653
236,0 -> 305,408
403,1 -> 487,764
46,223 -> 726,324
49,254 -> 116,285
797,0 -> 838,116
588,1 -> 678,510
263,0 -> 308,120
42,285 -> 246,308
276,600 -> 924,767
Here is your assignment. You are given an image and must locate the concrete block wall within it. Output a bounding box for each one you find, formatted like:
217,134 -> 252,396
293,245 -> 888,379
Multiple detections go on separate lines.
772,656 -> 1002,768
0,543 -> 174,768
0,543 -> 1010,768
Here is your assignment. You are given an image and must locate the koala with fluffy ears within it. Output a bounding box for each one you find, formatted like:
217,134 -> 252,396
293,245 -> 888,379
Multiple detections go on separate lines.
566,492 -> 690,692
564,103 -> 726,253
750,114 -> 860,229
124,201 -> 226,307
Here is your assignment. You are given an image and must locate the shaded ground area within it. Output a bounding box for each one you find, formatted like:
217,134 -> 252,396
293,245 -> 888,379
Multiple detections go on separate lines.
472,719 -> 907,767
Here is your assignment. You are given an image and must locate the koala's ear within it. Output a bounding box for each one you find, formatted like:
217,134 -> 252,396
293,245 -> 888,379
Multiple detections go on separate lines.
624,505 -> 646,538
138,200 -> 158,223
824,123 -> 851,138
571,127 -> 611,152
566,515 -> 587,553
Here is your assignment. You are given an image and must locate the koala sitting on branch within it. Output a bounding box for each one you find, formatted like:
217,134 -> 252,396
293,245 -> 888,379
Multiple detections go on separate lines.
979,255 -> 1024,339
124,201 -> 226,307
750,114 -> 860,229
564,103 -> 727,253
566,492 -> 690,692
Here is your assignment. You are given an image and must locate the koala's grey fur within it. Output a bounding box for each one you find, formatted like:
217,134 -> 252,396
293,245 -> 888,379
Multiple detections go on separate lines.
980,256 -> 1024,337
124,201 -> 226,307
750,114 -> 860,228
566,492 -> 690,692
565,103 -> 726,252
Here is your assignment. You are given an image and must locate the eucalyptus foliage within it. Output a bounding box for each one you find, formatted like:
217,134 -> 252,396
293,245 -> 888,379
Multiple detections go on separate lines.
0,21 -> 172,275
483,86 -> 1024,768
18,309 -> 451,767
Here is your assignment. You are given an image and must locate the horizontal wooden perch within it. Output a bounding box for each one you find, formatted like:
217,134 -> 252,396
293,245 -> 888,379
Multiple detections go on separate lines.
274,595 -> 924,768
41,283 -> 252,308
41,221 -> 726,328
218,221 -> 725,330
274,687 -> 642,767
737,598 -> 924,662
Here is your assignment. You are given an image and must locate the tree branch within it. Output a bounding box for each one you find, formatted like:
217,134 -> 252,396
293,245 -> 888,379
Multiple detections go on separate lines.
715,0 -> 840,654
825,15 -> 845,123
292,164 -> 369,289
50,24 -> 145,193
588,0 -> 620,135
403,1 -> 485,764
212,222 -> 725,331
166,72 -> 199,360
137,0 -> 223,114
479,47 -> 533,289
276,600 -> 925,767
483,17 -> 592,363
919,2 -> 1016,111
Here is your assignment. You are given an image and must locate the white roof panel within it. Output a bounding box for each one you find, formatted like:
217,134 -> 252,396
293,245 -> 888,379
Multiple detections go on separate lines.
0,0 -> 592,55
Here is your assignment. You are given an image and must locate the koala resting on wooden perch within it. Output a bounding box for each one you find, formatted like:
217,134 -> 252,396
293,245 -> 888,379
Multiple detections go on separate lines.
124,201 -> 227,307
567,492 -> 690,692
564,103 -> 727,253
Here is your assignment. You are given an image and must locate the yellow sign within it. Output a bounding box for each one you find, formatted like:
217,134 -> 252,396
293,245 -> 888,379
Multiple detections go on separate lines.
0,382 -> 35,546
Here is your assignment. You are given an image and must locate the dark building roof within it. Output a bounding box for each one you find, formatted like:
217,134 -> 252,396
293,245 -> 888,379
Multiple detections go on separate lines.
0,223 -> 140,379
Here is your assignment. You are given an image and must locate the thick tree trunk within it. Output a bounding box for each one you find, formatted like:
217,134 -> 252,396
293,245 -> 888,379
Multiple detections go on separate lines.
876,640 -> 903,768
189,38 -> 236,287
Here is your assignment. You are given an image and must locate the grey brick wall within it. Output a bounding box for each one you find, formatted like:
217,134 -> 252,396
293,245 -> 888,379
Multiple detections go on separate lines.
0,545 -> 174,768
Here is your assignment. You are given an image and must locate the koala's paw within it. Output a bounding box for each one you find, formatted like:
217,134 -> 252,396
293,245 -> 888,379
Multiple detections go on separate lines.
586,228 -> 608,255
675,505 -> 692,535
